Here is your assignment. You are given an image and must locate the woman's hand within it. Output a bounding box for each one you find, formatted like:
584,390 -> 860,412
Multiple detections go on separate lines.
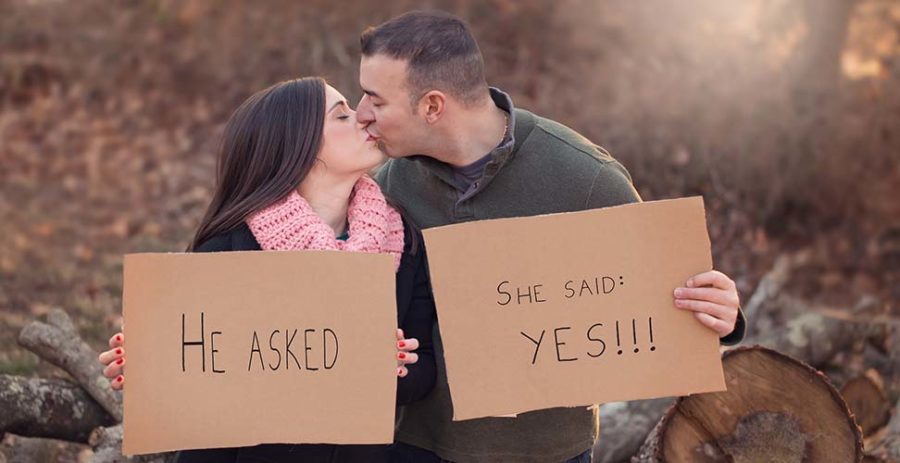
98,332 -> 126,390
396,328 -> 419,378
673,270 -> 740,337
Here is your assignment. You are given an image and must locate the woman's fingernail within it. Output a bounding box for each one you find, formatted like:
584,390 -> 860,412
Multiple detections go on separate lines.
397,367 -> 403,376
116,358 -> 124,365
116,348 -> 122,355
116,375 -> 124,382
398,352 -> 406,360
398,341 -> 406,348
674,289 -> 683,297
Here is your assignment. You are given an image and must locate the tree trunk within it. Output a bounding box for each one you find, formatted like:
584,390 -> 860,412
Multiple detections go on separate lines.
0,374 -> 116,443
633,346 -> 863,462
794,0 -> 855,92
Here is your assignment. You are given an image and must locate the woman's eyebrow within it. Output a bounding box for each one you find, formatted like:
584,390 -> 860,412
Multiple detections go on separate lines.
327,100 -> 348,113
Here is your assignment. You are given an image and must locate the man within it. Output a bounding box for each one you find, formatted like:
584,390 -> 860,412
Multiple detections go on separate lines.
357,11 -> 745,463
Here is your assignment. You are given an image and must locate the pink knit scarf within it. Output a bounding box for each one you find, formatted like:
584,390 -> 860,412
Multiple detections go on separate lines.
246,176 -> 405,270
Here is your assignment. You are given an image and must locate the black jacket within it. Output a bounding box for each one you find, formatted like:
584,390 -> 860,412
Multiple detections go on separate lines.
192,220 -> 437,405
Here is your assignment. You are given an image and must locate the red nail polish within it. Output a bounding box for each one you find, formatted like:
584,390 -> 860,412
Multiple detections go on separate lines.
116,358 -> 124,365
116,335 -> 121,342
398,341 -> 406,348
116,348 -> 122,355
398,352 -> 406,360
116,376 -> 124,382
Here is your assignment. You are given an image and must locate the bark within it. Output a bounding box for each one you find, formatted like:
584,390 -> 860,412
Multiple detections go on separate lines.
745,294 -> 887,368
742,251 -> 809,326
0,434 -> 90,463
0,374 -> 116,444
593,398 -> 675,463
88,425 -> 174,463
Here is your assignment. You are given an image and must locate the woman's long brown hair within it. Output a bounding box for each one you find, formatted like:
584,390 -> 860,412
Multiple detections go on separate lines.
189,77 -> 326,251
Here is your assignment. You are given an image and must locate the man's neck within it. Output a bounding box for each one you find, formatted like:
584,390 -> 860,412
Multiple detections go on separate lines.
439,99 -> 508,168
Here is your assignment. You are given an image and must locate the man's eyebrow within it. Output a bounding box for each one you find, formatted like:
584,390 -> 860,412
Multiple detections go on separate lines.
362,89 -> 381,99
328,100 -> 348,113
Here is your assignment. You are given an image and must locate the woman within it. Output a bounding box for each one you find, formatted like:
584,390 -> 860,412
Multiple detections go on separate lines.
97,77 -> 437,462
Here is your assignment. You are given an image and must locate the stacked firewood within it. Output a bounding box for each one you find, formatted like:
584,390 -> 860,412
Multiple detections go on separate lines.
0,308 -> 171,462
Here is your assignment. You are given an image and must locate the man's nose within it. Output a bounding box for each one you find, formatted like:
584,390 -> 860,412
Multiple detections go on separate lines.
348,108 -> 366,129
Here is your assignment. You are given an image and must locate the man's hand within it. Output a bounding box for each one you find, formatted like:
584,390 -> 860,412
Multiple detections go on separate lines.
673,270 -> 740,337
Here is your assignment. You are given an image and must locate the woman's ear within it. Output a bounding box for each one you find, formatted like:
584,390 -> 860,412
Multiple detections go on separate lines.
419,90 -> 446,124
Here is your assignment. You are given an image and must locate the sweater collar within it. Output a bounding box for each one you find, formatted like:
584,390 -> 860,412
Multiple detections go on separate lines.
412,87 -> 535,193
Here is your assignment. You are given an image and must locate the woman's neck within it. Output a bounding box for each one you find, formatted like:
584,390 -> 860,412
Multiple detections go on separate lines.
297,174 -> 359,237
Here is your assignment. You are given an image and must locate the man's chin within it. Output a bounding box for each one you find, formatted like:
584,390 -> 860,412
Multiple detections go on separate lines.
376,141 -> 402,159
377,142 -> 418,160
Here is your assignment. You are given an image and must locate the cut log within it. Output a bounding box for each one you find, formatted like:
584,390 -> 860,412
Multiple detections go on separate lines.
632,346 -> 863,462
865,401 -> 900,462
879,322 -> 900,404
841,371 -> 892,436
745,294 -> 886,368
17,308 -> 123,421
593,398 -> 675,463
0,374 -> 116,443
0,434 -> 91,463
742,251 -> 809,326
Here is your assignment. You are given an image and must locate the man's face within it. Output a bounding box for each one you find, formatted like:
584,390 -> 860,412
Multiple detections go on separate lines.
357,54 -> 426,158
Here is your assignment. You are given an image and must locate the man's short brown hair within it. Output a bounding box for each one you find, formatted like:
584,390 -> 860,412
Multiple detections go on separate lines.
360,10 -> 489,107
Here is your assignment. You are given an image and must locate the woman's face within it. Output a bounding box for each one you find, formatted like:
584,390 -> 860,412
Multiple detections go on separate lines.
315,85 -> 384,178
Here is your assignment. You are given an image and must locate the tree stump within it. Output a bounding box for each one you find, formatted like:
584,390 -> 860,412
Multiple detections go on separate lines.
633,346 -> 863,462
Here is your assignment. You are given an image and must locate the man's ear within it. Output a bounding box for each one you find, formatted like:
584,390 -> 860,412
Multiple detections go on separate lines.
418,90 -> 446,123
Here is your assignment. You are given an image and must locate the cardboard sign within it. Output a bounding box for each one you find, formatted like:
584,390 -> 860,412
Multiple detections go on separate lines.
121,251 -> 397,455
422,197 -> 727,421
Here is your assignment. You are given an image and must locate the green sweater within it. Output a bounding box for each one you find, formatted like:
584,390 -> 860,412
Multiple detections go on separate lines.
374,89 -> 642,463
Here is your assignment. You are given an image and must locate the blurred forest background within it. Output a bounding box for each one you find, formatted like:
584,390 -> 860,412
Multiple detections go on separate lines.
0,0 -> 899,460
